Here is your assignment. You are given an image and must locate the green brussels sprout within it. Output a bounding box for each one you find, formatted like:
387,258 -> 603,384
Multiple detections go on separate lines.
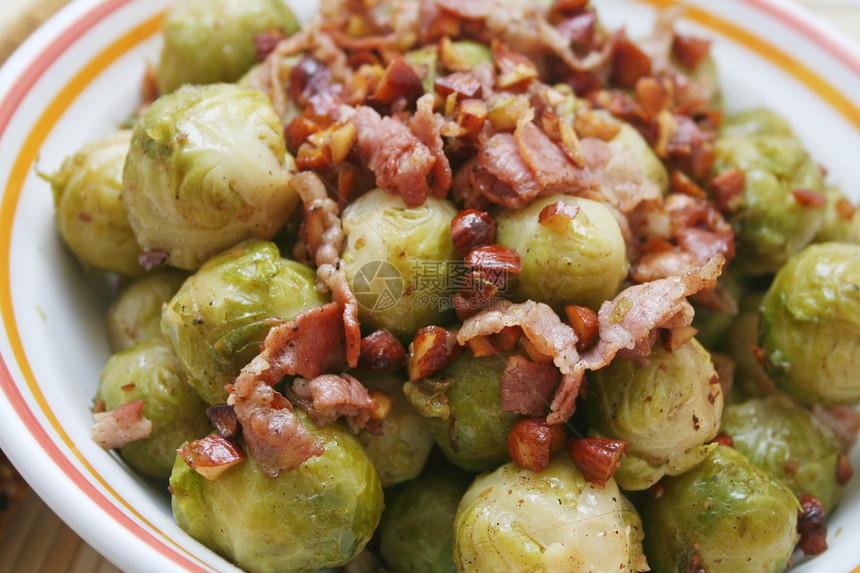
691,271 -> 741,350
96,338 -> 210,477
722,395 -> 844,512
405,351 -> 522,472
161,240 -> 328,404
759,242 -> 860,405
718,109 -> 795,138
497,194 -> 628,310
46,130 -> 143,276
713,112 -> 825,273
814,185 -> 859,244
679,53 -> 723,111
122,84 -> 298,270
170,412 -> 383,573
607,122 -> 670,192
105,270 -> 188,352
454,456 -> 649,572
355,372 -> 434,487
639,445 -> 800,573
341,189 -> 459,342
724,288 -> 780,399
156,0 -> 299,95
379,464 -> 473,573
587,338 -> 723,490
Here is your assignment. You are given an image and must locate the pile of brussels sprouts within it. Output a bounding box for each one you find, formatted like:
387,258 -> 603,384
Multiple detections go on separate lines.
42,0 -> 860,571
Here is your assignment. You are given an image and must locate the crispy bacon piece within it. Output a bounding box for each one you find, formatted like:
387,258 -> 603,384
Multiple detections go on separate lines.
611,32 -> 651,89
451,209 -> 497,257
411,93 -> 454,198
434,0 -> 492,20
435,72 -> 483,100
289,374 -> 379,433
672,34 -> 711,70
792,189 -> 828,209
580,137 -> 663,215
500,355 -> 560,416
797,494 -> 828,555
566,438 -> 628,487
408,326 -> 465,381
708,168 -> 745,213
91,400 -> 152,451
507,418 -> 566,473
254,29 -> 286,61
358,330 -> 407,372
178,435 -> 245,481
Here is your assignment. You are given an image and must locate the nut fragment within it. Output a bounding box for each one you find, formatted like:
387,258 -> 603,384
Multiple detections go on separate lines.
791,189 -> 828,209
660,325 -> 698,352
708,168 -> 745,213
837,454 -> 853,486
178,434 -> 245,481
564,304 -> 598,352
368,389 -> 393,421
566,438 -> 628,488
538,201 -> 580,233
435,72 -> 483,101
464,245 -> 522,274
206,404 -> 241,440
573,108 -> 621,141
796,494 -> 828,555
451,209 -> 497,257
407,326 -> 465,381
456,99 -> 488,134
507,417 -> 566,473
358,329 -> 407,372
672,34 -> 712,70
373,56 -> 423,105
467,335 -> 500,357
495,325 -> 523,352
611,33 -> 651,89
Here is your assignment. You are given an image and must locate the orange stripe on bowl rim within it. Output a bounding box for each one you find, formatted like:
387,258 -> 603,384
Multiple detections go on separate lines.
0,0 -> 859,570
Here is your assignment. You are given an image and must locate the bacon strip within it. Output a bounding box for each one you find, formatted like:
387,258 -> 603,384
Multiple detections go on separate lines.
410,94 -> 453,198
581,137 -> 663,215
289,374 -> 378,433
91,400 -> 152,451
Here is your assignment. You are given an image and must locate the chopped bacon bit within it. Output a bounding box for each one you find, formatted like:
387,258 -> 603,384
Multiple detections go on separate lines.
539,201 -> 581,233
751,344 -> 766,366
407,326 -> 465,381
710,433 -> 734,448
329,122 -> 357,164
206,404 -> 241,440
507,418 -> 566,473
92,400 -> 106,414
358,330 -> 407,372
138,250 -> 168,271
368,389 -> 393,421
836,197 -> 857,221
254,29 -> 286,61
672,34 -> 712,70
564,304 -> 598,352
708,168 -> 745,213
492,40 -> 539,88
92,400 -> 152,451
495,326 -> 524,352
501,356 -> 560,416
792,189 -> 828,209
455,99 -> 488,134
373,56 -> 424,105
556,12 -> 597,47
290,374 -> 379,432
671,170 -> 708,199
566,438 -> 628,488
837,454 -> 853,486
465,245 -> 523,275
611,33 -> 652,89
468,335 -> 501,357
634,76 -> 670,114
660,325 -> 698,352
797,494 -> 828,555
451,209 -> 497,258
178,435 -> 245,481
684,553 -> 706,573
551,0 -> 589,17
435,72 -> 483,101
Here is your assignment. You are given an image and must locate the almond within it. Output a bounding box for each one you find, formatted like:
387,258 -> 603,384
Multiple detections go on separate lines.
178,434 -> 245,481
708,168 -> 745,213
660,325 -> 698,353
206,404 -> 241,440
456,99 -> 488,134
451,209 -> 497,258
564,304 -> 598,352
373,56 -> 423,105
792,189 -> 828,209
507,417 -> 566,473
495,325 -> 523,352
611,32 -> 651,89
407,326 -> 464,381
358,329 -> 407,372
797,494 -> 828,555
467,335 -> 500,357
368,389 -> 393,421
539,201 -> 580,234
465,245 -> 522,274
566,437 -> 628,488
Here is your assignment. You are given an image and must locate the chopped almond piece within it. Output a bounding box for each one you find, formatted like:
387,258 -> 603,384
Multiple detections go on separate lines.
611,33 -> 651,89
456,99 -> 488,134
672,34 -> 712,70
439,36 -> 472,72
373,56 -> 423,105
557,119 -> 586,168
836,197 -> 856,221
671,170 -> 708,199
708,168 -> 745,213
368,389 -> 393,421
451,209 -> 497,258
407,326 -> 465,381
792,189 -> 827,208
574,108 -> 621,141
465,245 -> 523,274
329,122 -> 357,164
837,454 -> 853,486
566,438 -> 628,488
507,418 -> 566,473
539,201 -> 580,233
797,494 -> 828,555
468,335 -> 500,357
660,325 -> 698,352
520,335 -> 554,363
206,404 -> 241,440
178,435 -> 245,481
495,326 -> 523,352
564,304 -> 598,352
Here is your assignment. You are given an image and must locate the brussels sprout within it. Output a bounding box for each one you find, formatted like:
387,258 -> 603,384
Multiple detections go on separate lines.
355,372 -> 434,487
713,112 -> 825,272
607,122 -> 670,192
587,338 -> 723,490
170,412 -> 383,573
405,351 -> 522,472
106,270 -> 188,352
718,109 -> 795,138
341,189 -> 459,341
679,53 -> 723,111
639,445 -> 800,573
814,185 -> 859,244
157,0 -> 299,95
379,464 -> 472,573
122,84 -> 298,270
454,456 -> 649,572
725,291 -> 780,399
497,194 -> 628,310
691,271 -> 741,350
759,242 -> 860,405
722,395 -> 844,512
46,130 -> 143,276
96,338 -> 210,477
161,240 -> 328,404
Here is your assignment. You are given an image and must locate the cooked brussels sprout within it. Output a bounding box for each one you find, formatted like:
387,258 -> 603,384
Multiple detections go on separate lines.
157,0 -> 299,95
607,122 -> 670,192
713,111 -> 825,272
691,271 -> 741,350
122,83 -> 298,270
723,285 -> 780,399
106,270 -> 188,352
161,240 -> 328,404
170,412 -> 383,573
587,338 -> 723,490
454,456 -> 649,572
379,464 -> 472,573
722,395 -> 844,512
717,109 -> 794,139
814,185 -> 859,244
759,242 -> 860,405
639,445 -> 800,573
355,372 -> 434,487
341,189 -> 459,341
96,338 -> 210,477
405,351 -> 522,472
497,194 -> 628,310
46,130 -> 143,276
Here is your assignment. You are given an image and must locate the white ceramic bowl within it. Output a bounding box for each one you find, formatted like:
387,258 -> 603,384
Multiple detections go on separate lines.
1,0 -> 859,571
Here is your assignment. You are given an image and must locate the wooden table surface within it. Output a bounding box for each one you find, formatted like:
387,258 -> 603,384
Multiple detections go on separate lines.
0,0 -> 858,571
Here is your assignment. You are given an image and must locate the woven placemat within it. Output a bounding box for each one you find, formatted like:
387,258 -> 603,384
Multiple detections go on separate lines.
0,0 -> 72,65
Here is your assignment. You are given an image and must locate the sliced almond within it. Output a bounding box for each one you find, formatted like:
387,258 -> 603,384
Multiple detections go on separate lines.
508,417 -> 566,473
407,326 -> 464,381
178,434 -> 245,481
566,438 -> 628,488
